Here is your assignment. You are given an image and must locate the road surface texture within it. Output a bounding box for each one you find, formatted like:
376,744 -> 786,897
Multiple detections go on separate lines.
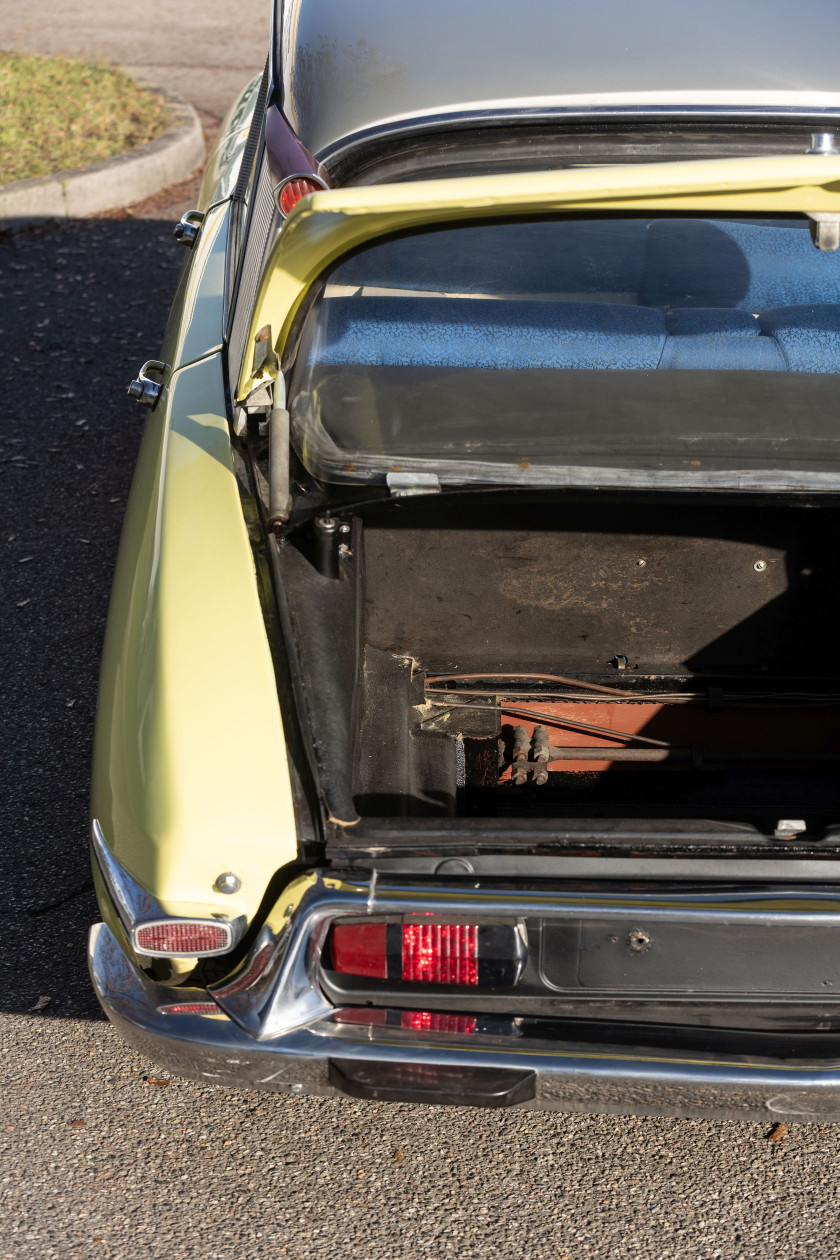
3,3 -> 840,1258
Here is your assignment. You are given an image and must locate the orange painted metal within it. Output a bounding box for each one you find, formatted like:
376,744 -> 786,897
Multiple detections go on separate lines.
499,700 -> 840,776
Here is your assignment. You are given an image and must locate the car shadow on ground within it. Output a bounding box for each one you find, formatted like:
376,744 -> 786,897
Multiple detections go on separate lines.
1,214 -> 188,1019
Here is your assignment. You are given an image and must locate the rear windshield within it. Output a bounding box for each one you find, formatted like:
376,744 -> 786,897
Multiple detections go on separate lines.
288,215 -> 840,490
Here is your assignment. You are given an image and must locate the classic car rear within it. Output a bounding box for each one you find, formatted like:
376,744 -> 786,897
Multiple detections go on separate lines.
89,0 -> 840,1118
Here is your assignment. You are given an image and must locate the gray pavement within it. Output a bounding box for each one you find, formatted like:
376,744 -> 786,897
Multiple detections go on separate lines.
3,5 -> 840,1258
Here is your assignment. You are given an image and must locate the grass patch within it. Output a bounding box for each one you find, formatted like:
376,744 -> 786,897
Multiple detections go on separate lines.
0,53 -> 170,185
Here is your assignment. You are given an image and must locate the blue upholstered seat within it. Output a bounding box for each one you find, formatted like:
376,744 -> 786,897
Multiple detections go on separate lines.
314,294 -> 840,374
316,298 -> 667,370
660,309 -> 786,371
760,305 -> 840,373
642,220 -> 840,310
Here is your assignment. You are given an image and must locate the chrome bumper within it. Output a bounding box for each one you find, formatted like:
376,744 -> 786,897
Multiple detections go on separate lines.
89,921 -> 840,1120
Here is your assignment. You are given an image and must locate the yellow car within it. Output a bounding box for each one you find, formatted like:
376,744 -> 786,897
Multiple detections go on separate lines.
90,0 -> 840,1117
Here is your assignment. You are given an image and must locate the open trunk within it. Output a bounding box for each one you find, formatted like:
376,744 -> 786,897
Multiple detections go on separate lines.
273,491 -> 840,852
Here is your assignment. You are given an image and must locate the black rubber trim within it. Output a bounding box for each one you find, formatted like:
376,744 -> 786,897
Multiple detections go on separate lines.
328,1058 -> 536,1107
233,57 -> 270,205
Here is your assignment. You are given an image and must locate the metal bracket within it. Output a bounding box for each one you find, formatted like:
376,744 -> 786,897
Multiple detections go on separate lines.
173,209 -> 205,247
127,360 -> 168,408
808,212 -> 840,252
386,472 -> 441,497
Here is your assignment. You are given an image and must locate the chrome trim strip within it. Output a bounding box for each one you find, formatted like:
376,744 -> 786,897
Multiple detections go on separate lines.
317,102 -> 840,166
90,820 -> 246,957
90,921 -> 840,1120
90,818 -> 158,934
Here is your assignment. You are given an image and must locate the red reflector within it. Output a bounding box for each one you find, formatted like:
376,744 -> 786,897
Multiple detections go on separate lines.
402,924 -> 478,986
331,923 -> 388,978
134,921 -> 230,956
402,1011 -> 477,1034
158,1001 -> 221,1016
279,177 -> 323,216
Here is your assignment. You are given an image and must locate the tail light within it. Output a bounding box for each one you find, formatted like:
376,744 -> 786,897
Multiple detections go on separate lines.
276,173 -> 329,217
133,920 -> 233,957
328,920 -> 525,987
403,923 -> 477,986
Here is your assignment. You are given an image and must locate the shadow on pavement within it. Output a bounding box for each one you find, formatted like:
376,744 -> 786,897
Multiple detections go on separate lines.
1,213 -> 187,1018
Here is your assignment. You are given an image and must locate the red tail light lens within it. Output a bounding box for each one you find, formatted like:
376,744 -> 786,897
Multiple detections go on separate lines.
402,1011 -> 477,1034
328,920 -> 524,987
278,176 -> 327,217
402,923 -> 478,986
330,922 -> 388,978
133,920 -> 232,957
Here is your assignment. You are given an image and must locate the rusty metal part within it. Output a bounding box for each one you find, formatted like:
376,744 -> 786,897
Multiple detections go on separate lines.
532,725 -> 550,785
533,746 -> 840,766
426,672 -> 630,698
429,687 -> 700,704
511,725 -> 531,786
424,700 -> 676,747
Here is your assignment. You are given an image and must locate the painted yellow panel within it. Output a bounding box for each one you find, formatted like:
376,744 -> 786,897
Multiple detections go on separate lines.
159,201 -> 230,373
238,153 -> 840,397
91,353 -> 297,922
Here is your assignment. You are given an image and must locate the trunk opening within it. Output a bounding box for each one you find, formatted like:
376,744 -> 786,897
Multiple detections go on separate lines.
275,492 -> 840,845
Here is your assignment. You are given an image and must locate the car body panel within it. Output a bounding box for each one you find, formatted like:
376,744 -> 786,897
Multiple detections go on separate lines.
91,352 -> 297,922
238,153 -> 840,398
159,201 -> 231,374
277,0 -> 840,157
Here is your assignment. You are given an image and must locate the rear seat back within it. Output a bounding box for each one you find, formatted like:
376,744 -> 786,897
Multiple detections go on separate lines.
314,219 -> 840,374
316,297 -> 666,370
642,219 -> 840,311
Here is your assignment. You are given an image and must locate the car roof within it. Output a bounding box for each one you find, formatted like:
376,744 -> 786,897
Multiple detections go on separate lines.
275,0 -> 840,159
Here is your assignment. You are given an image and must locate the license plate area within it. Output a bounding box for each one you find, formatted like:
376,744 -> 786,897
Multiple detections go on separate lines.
539,920 -> 840,998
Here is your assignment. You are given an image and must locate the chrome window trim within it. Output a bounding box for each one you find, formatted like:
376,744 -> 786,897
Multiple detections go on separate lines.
316,103 -> 840,168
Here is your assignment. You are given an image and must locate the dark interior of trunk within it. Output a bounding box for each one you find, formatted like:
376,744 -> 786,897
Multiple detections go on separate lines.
275,492 -> 840,843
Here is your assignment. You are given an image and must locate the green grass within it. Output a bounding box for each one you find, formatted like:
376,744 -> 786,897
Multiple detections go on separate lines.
0,52 -> 170,185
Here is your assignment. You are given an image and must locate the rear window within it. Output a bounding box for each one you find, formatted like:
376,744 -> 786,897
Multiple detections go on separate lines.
288,215 -> 840,489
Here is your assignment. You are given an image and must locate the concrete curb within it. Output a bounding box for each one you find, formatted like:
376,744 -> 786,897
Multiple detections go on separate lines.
0,91 -> 205,229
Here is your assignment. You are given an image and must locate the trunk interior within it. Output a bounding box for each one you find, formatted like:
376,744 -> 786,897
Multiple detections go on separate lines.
275,493 -> 840,845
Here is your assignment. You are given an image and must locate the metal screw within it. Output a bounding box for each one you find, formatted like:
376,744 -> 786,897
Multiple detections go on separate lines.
339,524 -> 351,534
808,132 -> 839,155
636,559 -> 646,567
754,560 -> 767,572
213,872 -> 241,894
